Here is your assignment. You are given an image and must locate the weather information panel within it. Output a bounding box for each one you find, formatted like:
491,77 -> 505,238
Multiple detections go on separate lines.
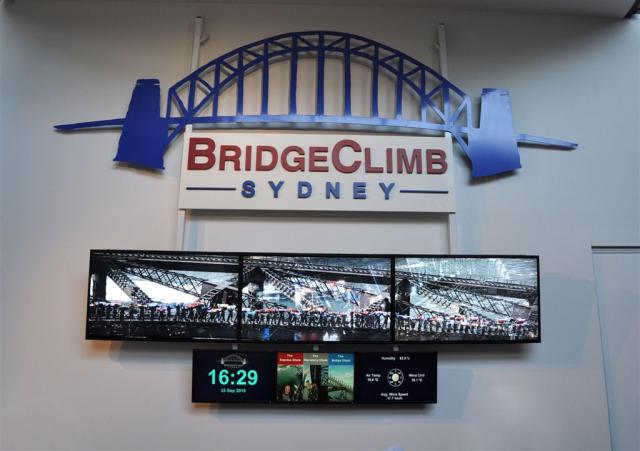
355,352 -> 437,403
192,350 -> 274,403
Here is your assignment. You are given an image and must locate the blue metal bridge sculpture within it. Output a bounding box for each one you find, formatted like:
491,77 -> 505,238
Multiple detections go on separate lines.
55,31 -> 576,177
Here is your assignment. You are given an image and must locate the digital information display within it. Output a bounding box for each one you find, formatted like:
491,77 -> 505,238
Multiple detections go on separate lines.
355,352 -> 437,403
192,350 -> 274,403
192,350 -> 436,404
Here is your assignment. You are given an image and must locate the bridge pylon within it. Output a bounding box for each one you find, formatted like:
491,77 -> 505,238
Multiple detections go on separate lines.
467,88 -> 521,177
114,79 -> 168,170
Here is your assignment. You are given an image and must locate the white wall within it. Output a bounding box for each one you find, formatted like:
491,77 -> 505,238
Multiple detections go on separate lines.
593,249 -> 640,451
1,2 -> 639,450
0,3 -> 4,446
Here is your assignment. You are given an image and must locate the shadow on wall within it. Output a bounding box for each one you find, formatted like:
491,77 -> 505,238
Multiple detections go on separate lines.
85,341 -> 521,421
81,274 -> 596,421
427,274 -> 595,367
537,274 -> 595,365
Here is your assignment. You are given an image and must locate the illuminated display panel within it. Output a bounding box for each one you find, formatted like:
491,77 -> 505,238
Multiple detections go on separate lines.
355,352 -> 437,403
394,256 -> 540,343
87,250 -> 240,341
86,251 -> 540,344
191,351 -> 437,405
240,255 -> 391,343
275,352 -> 355,403
192,350 -> 274,403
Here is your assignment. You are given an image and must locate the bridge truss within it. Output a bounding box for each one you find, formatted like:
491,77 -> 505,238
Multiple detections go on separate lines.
97,254 -> 237,306
93,252 -> 537,320
57,30 -> 576,176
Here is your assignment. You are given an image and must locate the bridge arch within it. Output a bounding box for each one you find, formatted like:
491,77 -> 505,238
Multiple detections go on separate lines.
165,31 -> 473,150
56,30 -> 575,176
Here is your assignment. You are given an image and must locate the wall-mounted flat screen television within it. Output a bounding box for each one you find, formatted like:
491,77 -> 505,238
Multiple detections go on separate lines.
87,250 -> 240,341
394,256 -> 540,343
240,255 -> 392,342
86,251 -> 539,344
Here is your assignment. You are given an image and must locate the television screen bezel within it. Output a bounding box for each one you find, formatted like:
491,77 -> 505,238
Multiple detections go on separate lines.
86,249 -> 243,342
392,255 -> 541,345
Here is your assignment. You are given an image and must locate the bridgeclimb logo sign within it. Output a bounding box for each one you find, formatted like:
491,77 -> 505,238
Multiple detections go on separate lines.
55,30 -> 577,202
179,131 -> 454,213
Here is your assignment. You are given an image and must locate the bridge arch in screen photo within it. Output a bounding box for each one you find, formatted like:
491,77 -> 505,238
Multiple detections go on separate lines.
55,30 -> 576,177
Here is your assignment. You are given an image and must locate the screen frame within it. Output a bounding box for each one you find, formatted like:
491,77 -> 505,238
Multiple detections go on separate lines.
86,249 -> 243,343
391,255 -> 541,345
192,350 -> 439,405
86,250 -> 541,345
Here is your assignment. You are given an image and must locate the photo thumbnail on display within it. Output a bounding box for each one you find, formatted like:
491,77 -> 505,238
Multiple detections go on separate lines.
276,352 -> 354,403
394,257 -> 539,342
240,255 -> 391,342
87,251 -> 240,340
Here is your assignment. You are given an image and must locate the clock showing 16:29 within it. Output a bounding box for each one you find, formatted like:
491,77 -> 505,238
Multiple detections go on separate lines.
192,350 -> 274,403
208,368 -> 259,386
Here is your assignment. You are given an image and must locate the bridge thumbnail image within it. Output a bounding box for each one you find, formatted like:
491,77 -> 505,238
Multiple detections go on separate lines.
394,257 -> 540,342
240,255 -> 392,342
55,31 -> 576,178
87,251 -> 240,340
276,353 -> 354,403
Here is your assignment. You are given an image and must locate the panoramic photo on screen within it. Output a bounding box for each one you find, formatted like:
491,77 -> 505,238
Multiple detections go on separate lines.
394,257 -> 539,342
87,251 -> 240,340
240,256 -> 391,342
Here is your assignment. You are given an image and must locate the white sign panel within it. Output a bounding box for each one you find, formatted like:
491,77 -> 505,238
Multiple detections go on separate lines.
178,131 -> 455,213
